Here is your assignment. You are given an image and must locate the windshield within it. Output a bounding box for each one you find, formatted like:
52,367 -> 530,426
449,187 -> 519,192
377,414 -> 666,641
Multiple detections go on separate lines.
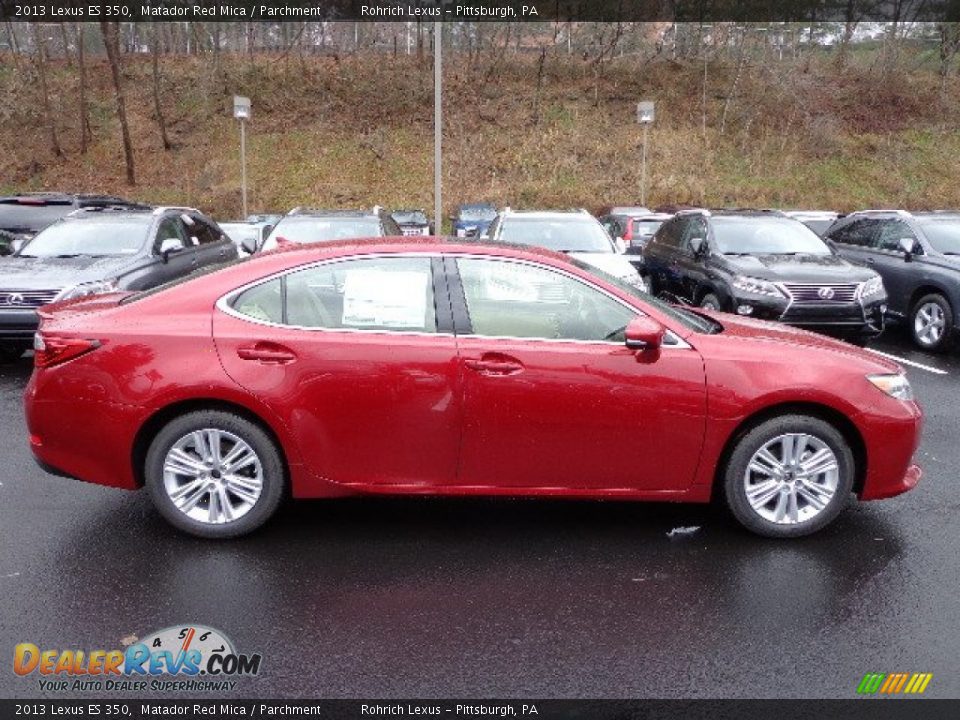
18,218 -> 151,258
500,217 -> 614,253
569,257 -> 720,334
918,220 -> 960,255
711,217 -> 832,255
392,211 -> 428,225
459,206 -> 497,221
266,217 -> 381,245
0,200 -> 74,232
632,219 -> 664,236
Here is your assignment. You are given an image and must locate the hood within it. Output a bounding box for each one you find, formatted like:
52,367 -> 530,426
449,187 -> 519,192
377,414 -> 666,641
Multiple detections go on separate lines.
569,252 -> 637,278
721,253 -> 876,283
0,255 -> 140,290
703,310 -> 901,373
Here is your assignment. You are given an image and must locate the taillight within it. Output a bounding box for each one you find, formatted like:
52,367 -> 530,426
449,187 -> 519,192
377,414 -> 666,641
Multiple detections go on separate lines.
33,334 -> 100,369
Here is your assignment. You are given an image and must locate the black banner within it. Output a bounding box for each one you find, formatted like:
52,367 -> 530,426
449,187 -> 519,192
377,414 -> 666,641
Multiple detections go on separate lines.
2,0 -> 960,23
2,700 -> 960,719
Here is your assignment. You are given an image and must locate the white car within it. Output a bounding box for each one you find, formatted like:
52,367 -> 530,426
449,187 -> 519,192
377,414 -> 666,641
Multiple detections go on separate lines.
485,208 -> 647,292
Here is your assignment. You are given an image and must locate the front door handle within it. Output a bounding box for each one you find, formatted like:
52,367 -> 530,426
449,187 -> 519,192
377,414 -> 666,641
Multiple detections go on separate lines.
464,353 -> 524,376
237,342 -> 297,365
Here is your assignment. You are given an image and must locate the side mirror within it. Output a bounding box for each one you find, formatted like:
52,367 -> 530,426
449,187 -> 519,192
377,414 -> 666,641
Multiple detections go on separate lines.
614,237 -> 627,253
158,237 -> 184,262
624,316 -> 665,351
689,237 -> 706,256
240,236 -> 258,255
899,237 -> 917,258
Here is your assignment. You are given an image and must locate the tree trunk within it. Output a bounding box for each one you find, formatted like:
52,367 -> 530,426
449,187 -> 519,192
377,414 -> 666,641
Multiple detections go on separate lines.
32,23 -> 63,158
77,23 -> 90,154
100,20 -> 136,185
150,25 -> 172,150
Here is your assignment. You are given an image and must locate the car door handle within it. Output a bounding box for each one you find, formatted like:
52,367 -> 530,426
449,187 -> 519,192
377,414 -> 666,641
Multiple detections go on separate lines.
237,342 -> 297,365
464,355 -> 524,376
865,257 -> 875,263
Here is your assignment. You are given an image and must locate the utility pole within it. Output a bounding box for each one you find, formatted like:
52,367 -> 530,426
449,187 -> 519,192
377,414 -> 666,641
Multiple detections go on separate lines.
434,21 -> 442,235
234,96 -> 251,218
636,101 -> 655,207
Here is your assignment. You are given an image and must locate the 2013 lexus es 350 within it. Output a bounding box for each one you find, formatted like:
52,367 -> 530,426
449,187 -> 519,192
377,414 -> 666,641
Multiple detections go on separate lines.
24,239 -> 922,539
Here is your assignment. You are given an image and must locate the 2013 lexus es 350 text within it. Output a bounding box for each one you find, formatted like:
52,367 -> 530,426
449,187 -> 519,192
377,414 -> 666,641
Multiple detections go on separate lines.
24,239 -> 922,539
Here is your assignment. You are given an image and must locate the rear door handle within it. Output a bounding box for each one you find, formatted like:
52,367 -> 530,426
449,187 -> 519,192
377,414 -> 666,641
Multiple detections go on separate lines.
865,257 -> 876,264
464,354 -> 524,376
237,342 -> 297,365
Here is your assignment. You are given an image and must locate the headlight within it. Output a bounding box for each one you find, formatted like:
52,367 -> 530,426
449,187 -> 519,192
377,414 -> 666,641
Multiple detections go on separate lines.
867,373 -> 913,401
859,276 -> 885,299
55,279 -> 119,303
731,275 -> 784,298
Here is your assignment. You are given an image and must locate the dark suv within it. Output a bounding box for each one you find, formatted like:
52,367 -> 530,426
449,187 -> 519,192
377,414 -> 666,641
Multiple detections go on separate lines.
261,207 -> 401,252
825,210 -> 960,351
642,209 -> 887,340
0,192 -> 137,256
0,205 -> 237,361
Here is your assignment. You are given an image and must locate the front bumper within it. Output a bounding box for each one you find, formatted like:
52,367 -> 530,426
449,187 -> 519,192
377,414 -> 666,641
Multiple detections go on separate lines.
731,292 -> 886,336
0,309 -> 39,339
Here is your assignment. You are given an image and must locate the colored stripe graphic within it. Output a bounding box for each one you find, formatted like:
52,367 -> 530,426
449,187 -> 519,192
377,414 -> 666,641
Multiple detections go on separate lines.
857,672 -> 932,695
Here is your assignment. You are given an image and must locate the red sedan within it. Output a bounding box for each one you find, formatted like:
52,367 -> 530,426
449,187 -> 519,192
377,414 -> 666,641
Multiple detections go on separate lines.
24,239 -> 922,539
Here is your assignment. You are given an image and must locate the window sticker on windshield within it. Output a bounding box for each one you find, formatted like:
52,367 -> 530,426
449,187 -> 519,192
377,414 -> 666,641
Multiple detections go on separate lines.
342,268 -> 428,329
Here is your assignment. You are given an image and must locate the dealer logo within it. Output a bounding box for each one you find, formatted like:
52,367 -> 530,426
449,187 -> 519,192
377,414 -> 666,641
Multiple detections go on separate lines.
13,624 -> 262,693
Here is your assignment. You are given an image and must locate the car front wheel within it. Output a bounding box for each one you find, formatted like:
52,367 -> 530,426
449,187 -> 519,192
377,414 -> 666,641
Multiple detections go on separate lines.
910,293 -> 953,352
145,410 -> 285,539
699,293 -> 722,311
723,415 -> 854,538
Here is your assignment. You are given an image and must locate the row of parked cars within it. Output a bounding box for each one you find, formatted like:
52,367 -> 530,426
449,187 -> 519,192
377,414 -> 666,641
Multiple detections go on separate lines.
1,192 -> 958,362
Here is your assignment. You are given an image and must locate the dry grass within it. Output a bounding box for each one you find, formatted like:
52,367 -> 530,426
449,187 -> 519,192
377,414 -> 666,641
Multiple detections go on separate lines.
2,50 -> 960,223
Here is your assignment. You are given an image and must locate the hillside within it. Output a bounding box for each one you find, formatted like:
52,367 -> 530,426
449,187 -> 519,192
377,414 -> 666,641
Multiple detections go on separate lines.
3,48 -> 960,224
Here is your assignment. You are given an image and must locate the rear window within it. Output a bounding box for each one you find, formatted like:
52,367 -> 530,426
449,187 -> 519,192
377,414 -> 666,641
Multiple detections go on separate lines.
632,219 -> 664,236
0,200 -> 74,232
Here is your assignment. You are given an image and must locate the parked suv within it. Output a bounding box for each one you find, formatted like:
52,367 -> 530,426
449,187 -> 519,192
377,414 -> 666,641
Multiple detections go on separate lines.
260,207 -> 400,252
598,210 -> 674,270
452,203 -> 497,238
0,205 -> 237,361
390,208 -> 432,236
0,192 -> 137,256
642,209 -> 886,340
486,208 -> 646,290
825,210 -> 960,351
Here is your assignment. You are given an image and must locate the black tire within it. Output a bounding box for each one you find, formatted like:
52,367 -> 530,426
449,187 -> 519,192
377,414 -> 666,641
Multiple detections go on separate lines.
699,293 -> 722,311
723,414 -> 854,539
145,410 -> 285,539
910,293 -> 954,352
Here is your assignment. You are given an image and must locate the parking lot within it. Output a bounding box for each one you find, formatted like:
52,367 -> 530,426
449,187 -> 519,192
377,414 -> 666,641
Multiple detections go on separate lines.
0,328 -> 956,699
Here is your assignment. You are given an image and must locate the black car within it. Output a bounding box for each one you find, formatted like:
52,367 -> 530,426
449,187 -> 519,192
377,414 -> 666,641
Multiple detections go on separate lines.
390,209 -> 432,237
261,207 -> 401,252
0,205 -> 238,361
642,209 -> 887,340
0,192 -> 138,256
825,210 -> 960,351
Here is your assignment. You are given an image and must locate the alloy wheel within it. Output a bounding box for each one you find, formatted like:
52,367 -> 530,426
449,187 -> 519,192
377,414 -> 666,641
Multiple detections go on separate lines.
162,428 -> 264,525
743,433 -> 839,525
914,301 -> 946,347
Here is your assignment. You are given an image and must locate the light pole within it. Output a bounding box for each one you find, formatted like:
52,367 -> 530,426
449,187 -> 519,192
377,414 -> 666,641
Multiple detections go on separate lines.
233,95 -> 251,218
636,100 -> 655,207
434,20 -> 442,235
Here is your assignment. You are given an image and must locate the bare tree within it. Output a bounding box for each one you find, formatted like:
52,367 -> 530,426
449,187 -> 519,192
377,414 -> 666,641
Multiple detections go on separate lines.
150,24 -> 172,150
32,23 -> 63,158
100,20 -> 135,185
76,23 -> 91,154
939,22 -> 960,93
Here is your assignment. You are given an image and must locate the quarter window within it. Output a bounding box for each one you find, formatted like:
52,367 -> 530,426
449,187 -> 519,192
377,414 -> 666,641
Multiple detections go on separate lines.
456,257 -> 635,342
231,257 -> 437,332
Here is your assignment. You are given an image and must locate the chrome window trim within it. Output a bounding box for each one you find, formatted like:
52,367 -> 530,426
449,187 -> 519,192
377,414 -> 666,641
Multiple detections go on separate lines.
215,250 -> 692,349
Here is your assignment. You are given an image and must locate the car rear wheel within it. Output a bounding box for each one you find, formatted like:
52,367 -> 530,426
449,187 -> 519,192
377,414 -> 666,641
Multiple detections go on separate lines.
699,293 -> 722,311
910,293 -> 953,352
145,410 -> 285,539
723,415 -> 854,538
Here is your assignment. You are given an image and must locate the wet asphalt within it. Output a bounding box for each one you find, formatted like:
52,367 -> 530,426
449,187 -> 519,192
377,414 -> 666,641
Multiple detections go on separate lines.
0,327 -> 958,700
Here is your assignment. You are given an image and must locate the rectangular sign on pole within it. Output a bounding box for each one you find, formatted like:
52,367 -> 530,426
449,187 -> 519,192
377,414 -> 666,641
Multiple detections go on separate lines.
636,101 -> 655,125
234,95 -> 251,120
